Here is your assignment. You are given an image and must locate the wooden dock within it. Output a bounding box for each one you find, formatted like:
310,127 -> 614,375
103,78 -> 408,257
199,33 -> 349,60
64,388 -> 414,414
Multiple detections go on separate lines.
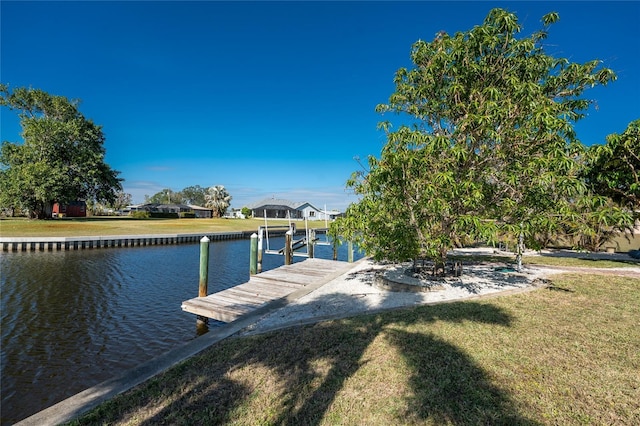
181,258 -> 354,323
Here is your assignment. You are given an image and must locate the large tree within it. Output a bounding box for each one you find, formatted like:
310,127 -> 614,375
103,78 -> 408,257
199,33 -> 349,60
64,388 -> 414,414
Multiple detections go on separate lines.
583,119 -> 640,211
561,119 -> 639,252
145,188 -> 183,205
342,8 -> 619,266
0,85 -> 122,218
181,185 -> 207,206
111,191 -> 133,211
205,185 -> 232,217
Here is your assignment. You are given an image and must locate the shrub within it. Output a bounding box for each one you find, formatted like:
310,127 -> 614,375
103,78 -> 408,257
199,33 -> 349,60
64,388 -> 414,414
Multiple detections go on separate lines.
130,211 -> 150,219
149,212 -> 179,219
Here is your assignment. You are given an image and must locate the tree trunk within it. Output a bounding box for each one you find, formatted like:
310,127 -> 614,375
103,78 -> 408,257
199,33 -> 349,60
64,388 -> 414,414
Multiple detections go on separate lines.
516,226 -> 524,272
33,201 -> 54,219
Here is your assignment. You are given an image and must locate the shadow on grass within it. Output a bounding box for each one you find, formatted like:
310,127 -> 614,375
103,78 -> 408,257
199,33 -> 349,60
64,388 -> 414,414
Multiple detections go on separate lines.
536,250 -> 640,266
70,298 -> 539,425
386,326 -> 537,424
450,251 -> 640,267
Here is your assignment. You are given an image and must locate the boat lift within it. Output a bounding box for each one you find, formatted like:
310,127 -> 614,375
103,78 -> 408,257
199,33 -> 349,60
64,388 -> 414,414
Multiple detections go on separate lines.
259,209 -> 332,259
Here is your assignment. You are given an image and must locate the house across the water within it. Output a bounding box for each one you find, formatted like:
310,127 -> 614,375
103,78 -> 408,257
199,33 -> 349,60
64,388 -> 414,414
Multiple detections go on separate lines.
245,198 -> 342,221
53,201 -> 87,217
127,203 -> 213,218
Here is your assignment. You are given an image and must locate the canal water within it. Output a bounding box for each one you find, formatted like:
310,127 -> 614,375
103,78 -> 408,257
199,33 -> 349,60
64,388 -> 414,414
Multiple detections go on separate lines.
0,237 -> 362,424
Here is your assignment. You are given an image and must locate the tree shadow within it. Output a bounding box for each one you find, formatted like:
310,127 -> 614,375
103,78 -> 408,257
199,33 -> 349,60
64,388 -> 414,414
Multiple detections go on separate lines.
349,260 -> 535,295
266,301 -> 538,425
445,265 -> 534,294
538,250 -> 640,265
72,294 -> 538,425
387,329 -> 539,424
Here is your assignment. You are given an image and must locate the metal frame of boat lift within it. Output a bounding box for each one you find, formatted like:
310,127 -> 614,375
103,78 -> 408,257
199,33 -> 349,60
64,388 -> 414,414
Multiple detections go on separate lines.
259,210 -> 331,258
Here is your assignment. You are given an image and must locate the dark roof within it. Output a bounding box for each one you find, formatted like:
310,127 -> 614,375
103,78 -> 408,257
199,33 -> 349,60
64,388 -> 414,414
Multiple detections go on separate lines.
246,198 -> 303,210
246,198 -> 320,211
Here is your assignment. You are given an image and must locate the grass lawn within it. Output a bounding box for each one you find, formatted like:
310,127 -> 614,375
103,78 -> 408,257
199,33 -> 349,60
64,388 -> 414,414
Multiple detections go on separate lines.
67,271 -> 640,425
0,217 -> 331,237
523,254 -> 639,268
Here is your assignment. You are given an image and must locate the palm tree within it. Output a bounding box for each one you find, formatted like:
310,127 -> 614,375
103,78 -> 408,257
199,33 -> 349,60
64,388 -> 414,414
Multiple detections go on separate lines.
205,185 -> 232,218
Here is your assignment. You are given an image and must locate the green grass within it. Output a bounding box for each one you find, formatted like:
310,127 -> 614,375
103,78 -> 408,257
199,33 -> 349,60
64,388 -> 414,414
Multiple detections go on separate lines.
0,217 -> 331,237
68,273 -> 640,425
522,255 -> 639,268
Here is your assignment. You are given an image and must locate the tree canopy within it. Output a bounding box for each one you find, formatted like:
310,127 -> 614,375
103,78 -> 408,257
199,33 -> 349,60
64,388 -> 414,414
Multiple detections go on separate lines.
145,188 -> 184,205
583,119 -> 640,211
0,85 -> 122,218
339,8 -> 623,265
181,185 -> 207,206
144,185 -> 211,208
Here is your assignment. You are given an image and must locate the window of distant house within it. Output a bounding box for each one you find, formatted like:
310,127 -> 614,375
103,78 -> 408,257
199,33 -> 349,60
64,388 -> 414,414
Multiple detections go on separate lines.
309,211 -> 315,217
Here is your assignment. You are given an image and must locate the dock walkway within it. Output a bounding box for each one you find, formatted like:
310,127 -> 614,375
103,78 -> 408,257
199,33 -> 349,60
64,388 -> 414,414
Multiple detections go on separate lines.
181,258 -> 354,323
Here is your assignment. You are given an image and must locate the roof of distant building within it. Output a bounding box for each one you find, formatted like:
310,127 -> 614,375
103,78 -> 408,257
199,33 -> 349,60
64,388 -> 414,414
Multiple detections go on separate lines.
245,198 -> 306,210
245,198 -> 337,214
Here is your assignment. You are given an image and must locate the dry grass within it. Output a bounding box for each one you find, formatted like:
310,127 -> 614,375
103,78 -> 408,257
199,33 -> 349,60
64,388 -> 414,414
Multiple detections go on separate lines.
68,273 -> 640,425
0,217 -> 330,237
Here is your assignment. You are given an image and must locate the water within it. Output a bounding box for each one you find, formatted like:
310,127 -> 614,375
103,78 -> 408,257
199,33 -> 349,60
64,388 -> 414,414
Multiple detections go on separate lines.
0,237 -> 361,424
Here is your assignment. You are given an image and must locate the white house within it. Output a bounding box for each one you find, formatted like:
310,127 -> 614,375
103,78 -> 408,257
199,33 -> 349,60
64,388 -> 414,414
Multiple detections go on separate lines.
318,208 -> 343,221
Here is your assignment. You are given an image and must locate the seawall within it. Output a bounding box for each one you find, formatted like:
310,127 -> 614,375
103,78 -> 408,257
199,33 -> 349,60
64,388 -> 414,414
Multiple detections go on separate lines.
0,229 -> 305,252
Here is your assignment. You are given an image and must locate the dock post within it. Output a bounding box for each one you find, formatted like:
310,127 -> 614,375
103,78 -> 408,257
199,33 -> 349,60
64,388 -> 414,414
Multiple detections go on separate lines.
197,236 -> 210,332
199,236 -> 210,297
250,233 -> 258,275
285,230 -> 293,265
348,240 -> 354,263
308,229 -> 315,258
257,228 -> 263,273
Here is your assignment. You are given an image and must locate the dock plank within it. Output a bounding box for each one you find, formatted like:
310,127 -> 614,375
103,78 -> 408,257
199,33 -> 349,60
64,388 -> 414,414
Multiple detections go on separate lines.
247,276 -> 307,289
236,283 -> 296,298
182,258 -> 353,323
181,299 -> 251,322
221,288 -> 275,304
204,294 -> 263,309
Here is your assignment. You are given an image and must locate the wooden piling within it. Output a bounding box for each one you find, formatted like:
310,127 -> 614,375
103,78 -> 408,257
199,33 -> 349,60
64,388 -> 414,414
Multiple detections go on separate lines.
199,236 -> 210,297
348,240 -> 354,263
285,230 -> 293,265
308,229 -> 315,258
257,228 -> 263,273
197,236 -> 210,330
250,233 -> 258,275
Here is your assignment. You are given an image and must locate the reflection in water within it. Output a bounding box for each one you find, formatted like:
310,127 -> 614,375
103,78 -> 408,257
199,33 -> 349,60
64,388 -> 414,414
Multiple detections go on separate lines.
0,237 -> 361,424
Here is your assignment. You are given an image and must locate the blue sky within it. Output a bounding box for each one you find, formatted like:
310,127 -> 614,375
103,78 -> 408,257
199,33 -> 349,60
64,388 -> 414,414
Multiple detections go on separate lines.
1,1 -> 638,211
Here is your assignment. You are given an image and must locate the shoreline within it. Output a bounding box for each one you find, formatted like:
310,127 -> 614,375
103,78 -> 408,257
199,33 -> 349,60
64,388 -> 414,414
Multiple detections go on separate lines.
12,250 -> 640,425
0,229 -> 307,252
0,231 -> 247,252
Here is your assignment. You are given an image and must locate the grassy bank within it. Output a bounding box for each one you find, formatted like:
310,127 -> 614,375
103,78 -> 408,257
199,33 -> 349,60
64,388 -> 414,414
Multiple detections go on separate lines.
67,272 -> 639,425
0,217 -> 331,238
